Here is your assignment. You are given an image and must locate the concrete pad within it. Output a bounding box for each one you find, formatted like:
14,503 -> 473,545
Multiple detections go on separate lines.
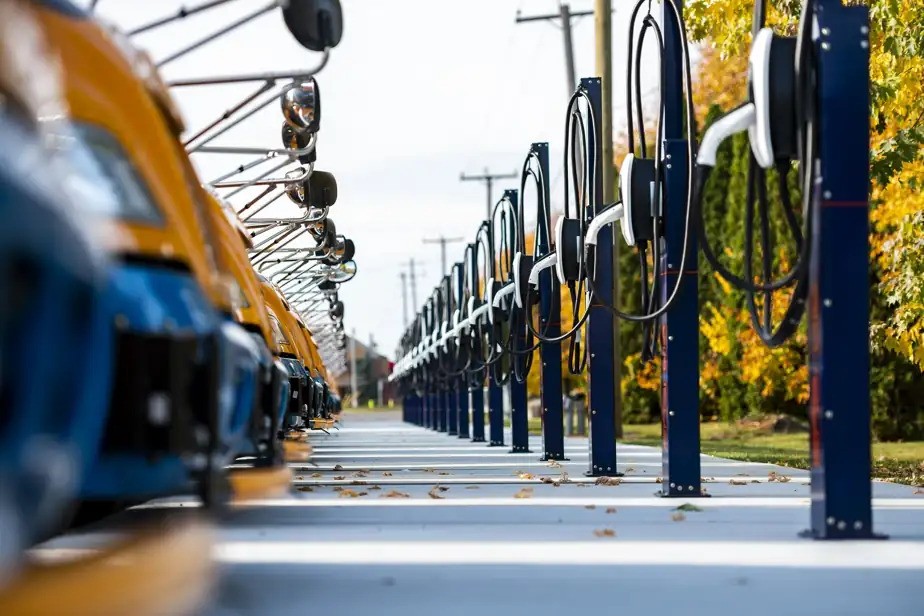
32,411 -> 924,615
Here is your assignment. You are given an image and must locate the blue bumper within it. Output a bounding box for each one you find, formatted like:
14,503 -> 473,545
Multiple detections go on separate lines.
80,262 -> 261,500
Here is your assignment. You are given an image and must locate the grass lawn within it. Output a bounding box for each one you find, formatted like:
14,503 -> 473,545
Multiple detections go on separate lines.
522,416 -> 923,486
621,422 -> 924,486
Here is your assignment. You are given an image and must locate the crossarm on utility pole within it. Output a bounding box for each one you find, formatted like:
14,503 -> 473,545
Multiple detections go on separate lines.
460,169 -> 518,223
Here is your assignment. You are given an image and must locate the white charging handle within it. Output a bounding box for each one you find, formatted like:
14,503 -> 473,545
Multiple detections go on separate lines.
529,252 -> 558,286
698,103 -> 756,167
586,203 -> 625,247
512,252 -> 526,308
619,154 -> 638,246
553,217 -> 571,285
492,282 -> 515,309
485,277 -> 497,324
748,28 -> 775,169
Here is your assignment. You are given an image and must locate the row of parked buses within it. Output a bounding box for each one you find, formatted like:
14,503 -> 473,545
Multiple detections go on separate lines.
0,0 -> 348,610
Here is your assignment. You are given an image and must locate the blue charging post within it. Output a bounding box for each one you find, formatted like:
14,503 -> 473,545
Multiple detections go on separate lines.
421,390 -> 429,428
505,189 -> 531,454
659,2 -> 702,497
582,77 -> 618,477
806,0 -> 876,539
411,393 -> 420,425
437,387 -> 447,433
429,391 -> 438,431
532,142 -> 566,461
487,370 -> 505,446
457,377 -> 469,437
509,374 -> 529,452
454,268 -> 471,438
447,383 -> 458,436
470,373 -> 486,442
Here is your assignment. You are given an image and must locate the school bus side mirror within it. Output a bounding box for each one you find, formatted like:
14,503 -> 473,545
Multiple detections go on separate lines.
307,170 -> 337,208
283,0 -> 343,51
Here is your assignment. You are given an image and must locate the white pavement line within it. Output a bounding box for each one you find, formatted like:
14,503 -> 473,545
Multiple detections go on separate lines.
305,452 -> 719,460
291,476 -> 809,485
291,461 -> 769,471
306,453 -> 578,459
309,450 -> 665,458
309,446 -> 599,453
229,496 -> 924,510
214,540 -> 924,569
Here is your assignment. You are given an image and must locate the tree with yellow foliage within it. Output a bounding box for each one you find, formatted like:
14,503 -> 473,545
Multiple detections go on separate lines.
685,0 -> 923,438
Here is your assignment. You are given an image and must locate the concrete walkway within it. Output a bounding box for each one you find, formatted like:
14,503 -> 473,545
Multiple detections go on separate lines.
42,411 -> 924,615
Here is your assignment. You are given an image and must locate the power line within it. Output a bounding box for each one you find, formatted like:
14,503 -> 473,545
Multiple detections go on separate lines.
399,271 -> 408,328
460,168 -> 518,223
515,3 -> 594,96
403,258 -> 422,312
422,235 -> 465,278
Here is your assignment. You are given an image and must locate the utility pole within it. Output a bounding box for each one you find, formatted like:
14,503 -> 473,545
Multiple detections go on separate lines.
516,3 -> 593,96
422,235 -> 464,277
399,271 -> 408,328
349,328 -> 358,408
459,168 -> 518,223
595,0 -> 621,436
405,258 -> 419,311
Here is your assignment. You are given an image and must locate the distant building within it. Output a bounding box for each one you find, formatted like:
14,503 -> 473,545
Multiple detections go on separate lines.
338,334 -> 395,406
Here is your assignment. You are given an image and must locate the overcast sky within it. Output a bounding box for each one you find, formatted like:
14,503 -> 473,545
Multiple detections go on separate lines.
82,0 -> 666,357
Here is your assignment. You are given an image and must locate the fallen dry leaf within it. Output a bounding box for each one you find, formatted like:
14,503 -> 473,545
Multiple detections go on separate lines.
585,504 -> 596,510
516,471 -> 536,480
352,471 -> 368,478
558,471 -> 571,484
547,460 -> 562,468
382,472 -> 393,477
513,488 -> 534,499
729,479 -> 748,486
381,490 -> 410,499
465,485 -> 480,490
605,507 -> 617,514
369,485 -> 382,490
593,528 -> 616,538
575,483 -> 590,489
333,464 -> 343,471
671,512 -> 686,522
655,477 -> 663,484
595,476 -> 622,486
438,472 -> 450,476
295,476 -> 303,481
428,487 -> 445,500
625,467 -> 635,473
338,489 -> 363,498
311,473 -> 322,478
674,503 -> 703,512
333,476 -> 345,480
422,468 -> 436,473
767,471 -> 791,483
332,486 -> 343,492
297,486 -> 314,492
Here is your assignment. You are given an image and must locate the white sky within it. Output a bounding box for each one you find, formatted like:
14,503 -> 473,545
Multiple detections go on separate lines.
82,0 -> 667,357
